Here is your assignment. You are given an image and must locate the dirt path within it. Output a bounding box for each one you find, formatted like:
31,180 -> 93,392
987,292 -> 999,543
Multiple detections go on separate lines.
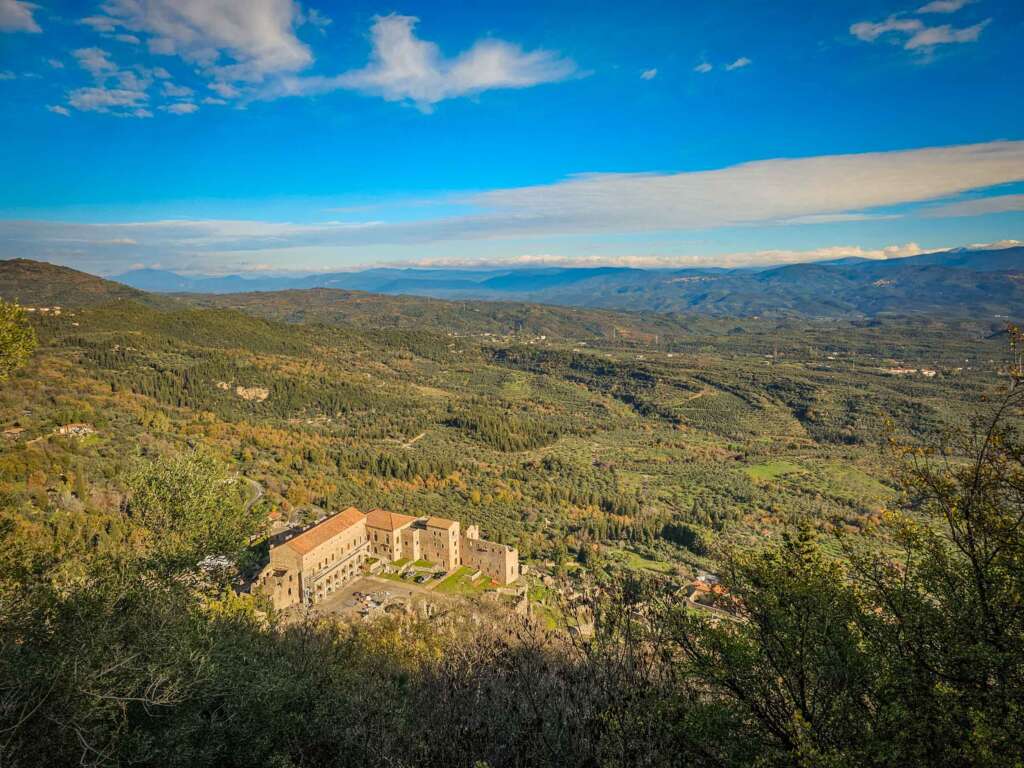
402,431 -> 427,448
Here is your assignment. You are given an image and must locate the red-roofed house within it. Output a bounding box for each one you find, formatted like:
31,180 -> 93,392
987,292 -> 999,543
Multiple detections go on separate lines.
365,508 -> 418,560
256,506 -> 368,610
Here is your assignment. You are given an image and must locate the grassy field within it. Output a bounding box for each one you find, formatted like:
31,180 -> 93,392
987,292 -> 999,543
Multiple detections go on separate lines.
744,461 -> 805,481
434,566 -> 492,596
605,546 -> 675,574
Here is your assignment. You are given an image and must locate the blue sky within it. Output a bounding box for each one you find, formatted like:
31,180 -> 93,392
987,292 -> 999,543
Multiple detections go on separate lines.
0,0 -> 1022,275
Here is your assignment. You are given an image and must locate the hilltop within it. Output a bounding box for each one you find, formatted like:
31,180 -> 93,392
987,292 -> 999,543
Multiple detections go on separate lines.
0,258 -> 150,308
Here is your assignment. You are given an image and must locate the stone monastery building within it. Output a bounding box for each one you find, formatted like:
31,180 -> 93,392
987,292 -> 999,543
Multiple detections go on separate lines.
257,506 -> 519,610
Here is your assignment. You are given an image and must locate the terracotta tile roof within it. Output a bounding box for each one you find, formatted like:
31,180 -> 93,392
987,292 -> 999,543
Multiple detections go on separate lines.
365,508 -> 417,532
426,516 -> 458,530
284,506 -> 364,555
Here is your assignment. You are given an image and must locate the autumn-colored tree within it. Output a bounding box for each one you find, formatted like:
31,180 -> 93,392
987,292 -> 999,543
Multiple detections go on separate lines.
0,300 -> 36,381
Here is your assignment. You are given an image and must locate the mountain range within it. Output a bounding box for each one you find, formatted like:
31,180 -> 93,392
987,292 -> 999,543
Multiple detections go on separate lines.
111,245 -> 1023,319
0,245 -> 1020,321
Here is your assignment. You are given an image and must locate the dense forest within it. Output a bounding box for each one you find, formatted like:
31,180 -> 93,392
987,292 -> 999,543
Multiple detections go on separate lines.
0,266 -> 1022,766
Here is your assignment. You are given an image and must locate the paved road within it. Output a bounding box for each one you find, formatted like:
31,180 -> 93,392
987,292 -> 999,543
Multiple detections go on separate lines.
240,477 -> 263,511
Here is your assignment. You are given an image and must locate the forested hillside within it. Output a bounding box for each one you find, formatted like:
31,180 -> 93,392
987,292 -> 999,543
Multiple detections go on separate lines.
0,267 -> 1010,573
1,267 -> 1021,767
0,259 -> 150,307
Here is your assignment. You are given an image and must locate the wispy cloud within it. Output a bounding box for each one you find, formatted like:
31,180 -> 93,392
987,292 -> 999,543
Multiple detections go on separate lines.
725,57 -> 751,71
64,47 -> 155,117
1,141 -> 1021,273
265,14 -> 578,112
461,141 -> 1024,239
46,104 -> 70,116
851,4 -> 991,53
162,82 -> 194,98
904,19 -> 990,49
68,86 -> 149,114
917,0 -> 973,13
851,16 -> 924,43
160,102 -> 199,115
73,47 -> 117,78
921,193 -> 1024,218
61,6 -> 575,115
80,0 -> 315,93
694,62 -> 712,73
0,0 -> 40,33
403,243 -> 936,270
640,68 -> 657,80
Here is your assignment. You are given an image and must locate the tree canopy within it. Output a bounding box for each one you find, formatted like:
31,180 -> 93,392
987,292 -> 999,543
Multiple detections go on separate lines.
0,300 -> 36,381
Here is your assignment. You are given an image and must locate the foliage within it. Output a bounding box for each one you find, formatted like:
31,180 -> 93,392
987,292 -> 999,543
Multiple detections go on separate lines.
1,267 -> 1021,765
665,381 -> 1024,767
0,300 -> 36,381
123,452 -> 265,574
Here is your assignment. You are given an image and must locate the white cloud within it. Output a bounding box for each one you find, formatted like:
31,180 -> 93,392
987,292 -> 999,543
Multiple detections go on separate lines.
917,0 -> 973,13
2,141 -> 1020,264
161,101 -> 199,114
779,212 -> 903,225
84,0 -> 313,86
202,96 -> 227,105
693,62 -> 712,73
964,239 -> 1022,250
152,67 -> 172,79
47,57 -> 63,69
298,6 -> 331,32
851,16 -> 924,42
80,15 -> 118,33
68,86 -> 148,114
640,68 -> 657,80
46,104 -> 71,116
66,6 -> 575,113
851,12 -> 990,51
209,81 -> 240,98
407,243 -> 936,269
162,81 -> 194,98
452,141 -> 1024,240
266,14 -> 577,111
921,193 -> 1024,218
904,19 -> 990,49
73,47 -> 117,78
0,0 -> 40,33
0,70 -> 14,80
725,57 -> 751,71
65,47 -> 155,117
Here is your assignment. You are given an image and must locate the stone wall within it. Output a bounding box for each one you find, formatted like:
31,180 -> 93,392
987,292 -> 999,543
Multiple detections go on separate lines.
461,535 -> 519,585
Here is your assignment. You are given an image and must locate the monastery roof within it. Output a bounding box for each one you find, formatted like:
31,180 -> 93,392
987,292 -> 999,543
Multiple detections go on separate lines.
426,516 -> 458,530
283,506 -> 364,555
365,508 -> 417,532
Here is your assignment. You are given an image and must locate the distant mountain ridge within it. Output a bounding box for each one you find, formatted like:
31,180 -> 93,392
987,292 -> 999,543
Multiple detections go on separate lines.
2,245 -> 1020,320
106,246 -> 1023,319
